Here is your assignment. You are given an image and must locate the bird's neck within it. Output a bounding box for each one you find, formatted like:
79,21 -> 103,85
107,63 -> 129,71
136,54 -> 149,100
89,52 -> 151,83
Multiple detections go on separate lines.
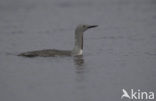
72,30 -> 83,55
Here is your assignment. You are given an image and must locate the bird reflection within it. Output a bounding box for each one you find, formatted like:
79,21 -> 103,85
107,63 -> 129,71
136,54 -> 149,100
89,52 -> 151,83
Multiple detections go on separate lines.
73,55 -> 85,82
73,55 -> 84,67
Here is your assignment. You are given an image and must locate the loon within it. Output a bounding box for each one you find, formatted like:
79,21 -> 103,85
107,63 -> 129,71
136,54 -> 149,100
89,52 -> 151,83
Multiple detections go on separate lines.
18,24 -> 98,57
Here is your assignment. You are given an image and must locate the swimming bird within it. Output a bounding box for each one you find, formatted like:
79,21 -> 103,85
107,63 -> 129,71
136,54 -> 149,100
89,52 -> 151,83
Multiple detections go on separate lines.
18,24 -> 98,57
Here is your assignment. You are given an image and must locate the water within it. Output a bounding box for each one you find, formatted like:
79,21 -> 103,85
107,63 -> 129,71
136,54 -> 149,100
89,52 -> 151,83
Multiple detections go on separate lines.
0,0 -> 156,101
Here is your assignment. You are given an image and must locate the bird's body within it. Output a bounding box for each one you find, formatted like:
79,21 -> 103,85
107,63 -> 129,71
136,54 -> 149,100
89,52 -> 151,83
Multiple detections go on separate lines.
18,24 -> 98,57
18,49 -> 71,57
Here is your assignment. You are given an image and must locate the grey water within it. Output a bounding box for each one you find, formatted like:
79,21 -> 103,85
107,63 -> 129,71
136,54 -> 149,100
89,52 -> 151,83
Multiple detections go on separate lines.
0,0 -> 156,101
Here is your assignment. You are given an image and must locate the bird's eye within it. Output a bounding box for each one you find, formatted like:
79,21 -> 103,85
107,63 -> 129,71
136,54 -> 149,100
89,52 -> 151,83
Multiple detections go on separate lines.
83,25 -> 86,28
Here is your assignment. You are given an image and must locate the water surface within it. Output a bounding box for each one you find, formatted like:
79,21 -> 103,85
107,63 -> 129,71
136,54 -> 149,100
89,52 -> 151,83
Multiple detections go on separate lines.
0,0 -> 156,101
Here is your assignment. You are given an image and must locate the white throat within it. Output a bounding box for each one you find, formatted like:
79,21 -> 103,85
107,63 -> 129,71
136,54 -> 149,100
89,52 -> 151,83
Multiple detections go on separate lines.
78,49 -> 83,55
72,29 -> 84,56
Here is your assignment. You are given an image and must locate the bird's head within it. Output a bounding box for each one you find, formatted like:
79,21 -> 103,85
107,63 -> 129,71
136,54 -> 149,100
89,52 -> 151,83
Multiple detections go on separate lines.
75,24 -> 98,33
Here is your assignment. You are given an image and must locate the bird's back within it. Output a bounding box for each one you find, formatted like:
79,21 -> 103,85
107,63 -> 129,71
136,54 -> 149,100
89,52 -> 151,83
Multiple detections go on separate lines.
18,49 -> 72,57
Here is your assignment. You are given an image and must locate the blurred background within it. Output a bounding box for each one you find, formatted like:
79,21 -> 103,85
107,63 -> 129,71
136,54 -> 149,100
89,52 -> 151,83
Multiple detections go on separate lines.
0,0 -> 156,101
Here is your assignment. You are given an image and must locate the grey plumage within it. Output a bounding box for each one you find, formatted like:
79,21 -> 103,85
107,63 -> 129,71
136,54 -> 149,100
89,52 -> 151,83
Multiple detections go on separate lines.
18,49 -> 71,57
18,24 -> 98,57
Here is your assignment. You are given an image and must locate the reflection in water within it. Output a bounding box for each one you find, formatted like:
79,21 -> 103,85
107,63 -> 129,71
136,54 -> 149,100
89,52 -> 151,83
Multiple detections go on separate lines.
73,55 -> 85,79
73,55 -> 84,67
73,55 -> 86,82
73,55 -> 87,101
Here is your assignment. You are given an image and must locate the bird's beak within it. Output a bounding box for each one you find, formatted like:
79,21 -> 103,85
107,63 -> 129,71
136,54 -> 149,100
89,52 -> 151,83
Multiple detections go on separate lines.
87,25 -> 98,29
